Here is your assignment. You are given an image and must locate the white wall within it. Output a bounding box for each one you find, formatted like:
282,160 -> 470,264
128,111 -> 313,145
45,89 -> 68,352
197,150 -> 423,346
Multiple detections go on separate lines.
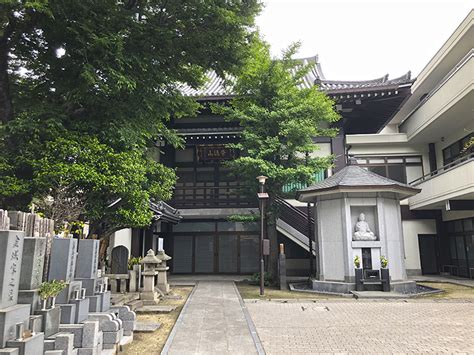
402,220 -> 437,273
110,228 -> 132,253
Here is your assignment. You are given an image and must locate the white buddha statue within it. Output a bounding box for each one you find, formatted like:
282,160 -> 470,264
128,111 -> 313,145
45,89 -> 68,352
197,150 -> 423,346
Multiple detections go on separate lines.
353,213 -> 377,241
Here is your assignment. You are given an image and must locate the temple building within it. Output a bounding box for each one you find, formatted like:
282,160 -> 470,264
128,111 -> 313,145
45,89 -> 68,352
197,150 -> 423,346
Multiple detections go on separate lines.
110,10 -> 473,279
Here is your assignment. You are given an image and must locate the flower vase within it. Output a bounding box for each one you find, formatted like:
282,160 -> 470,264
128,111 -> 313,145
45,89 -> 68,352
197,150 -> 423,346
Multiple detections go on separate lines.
50,296 -> 56,309
41,298 -> 48,311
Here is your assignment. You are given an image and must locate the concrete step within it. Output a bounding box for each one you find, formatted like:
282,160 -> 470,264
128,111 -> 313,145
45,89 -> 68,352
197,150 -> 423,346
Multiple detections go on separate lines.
134,322 -> 161,333
126,299 -> 144,311
136,305 -> 176,313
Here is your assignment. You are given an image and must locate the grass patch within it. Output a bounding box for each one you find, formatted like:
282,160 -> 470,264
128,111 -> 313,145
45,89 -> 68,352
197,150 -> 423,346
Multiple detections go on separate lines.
123,287 -> 192,354
236,281 -> 340,300
417,282 -> 474,299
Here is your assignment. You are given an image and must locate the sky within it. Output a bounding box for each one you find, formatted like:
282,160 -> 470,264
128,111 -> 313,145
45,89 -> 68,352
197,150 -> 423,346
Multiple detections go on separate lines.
256,0 -> 472,80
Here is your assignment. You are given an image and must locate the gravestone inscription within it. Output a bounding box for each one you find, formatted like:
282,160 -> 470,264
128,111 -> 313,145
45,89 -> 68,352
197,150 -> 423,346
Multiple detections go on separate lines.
110,246 -> 129,274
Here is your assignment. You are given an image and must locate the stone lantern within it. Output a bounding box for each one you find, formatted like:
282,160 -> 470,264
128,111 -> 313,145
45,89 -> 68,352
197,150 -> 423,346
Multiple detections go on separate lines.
139,249 -> 162,304
156,250 -> 172,293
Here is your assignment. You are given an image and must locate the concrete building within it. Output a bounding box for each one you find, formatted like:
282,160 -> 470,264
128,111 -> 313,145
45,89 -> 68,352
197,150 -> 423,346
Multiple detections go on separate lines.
346,10 -> 473,277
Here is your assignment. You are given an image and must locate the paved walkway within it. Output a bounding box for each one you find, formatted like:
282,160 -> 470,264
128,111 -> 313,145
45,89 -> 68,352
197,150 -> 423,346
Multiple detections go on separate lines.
247,299 -> 474,354
163,281 -> 261,355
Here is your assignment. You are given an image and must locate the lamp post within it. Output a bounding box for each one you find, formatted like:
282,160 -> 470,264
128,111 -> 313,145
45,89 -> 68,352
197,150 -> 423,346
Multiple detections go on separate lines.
256,175 -> 269,296
307,202 -> 314,279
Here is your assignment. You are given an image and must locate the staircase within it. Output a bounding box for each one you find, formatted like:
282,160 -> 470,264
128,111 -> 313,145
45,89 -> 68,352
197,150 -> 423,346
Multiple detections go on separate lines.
275,197 -> 316,255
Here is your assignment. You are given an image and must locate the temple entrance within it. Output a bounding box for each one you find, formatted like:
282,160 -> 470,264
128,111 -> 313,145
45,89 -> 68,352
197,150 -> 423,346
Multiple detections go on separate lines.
418,235 -> 438,275
165,220 -> 259,274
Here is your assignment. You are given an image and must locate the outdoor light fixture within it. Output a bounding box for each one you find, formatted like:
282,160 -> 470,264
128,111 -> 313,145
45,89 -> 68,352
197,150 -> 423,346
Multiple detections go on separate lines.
256,175 -> 268,185
256,175 -> 269,296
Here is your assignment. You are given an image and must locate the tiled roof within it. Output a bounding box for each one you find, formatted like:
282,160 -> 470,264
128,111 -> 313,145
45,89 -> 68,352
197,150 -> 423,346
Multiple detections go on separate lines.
178,57 -> 413,99
297,165 -> 420,200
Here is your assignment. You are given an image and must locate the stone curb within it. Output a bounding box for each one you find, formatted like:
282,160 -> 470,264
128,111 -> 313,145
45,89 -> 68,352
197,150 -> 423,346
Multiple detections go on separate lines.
233,282 -> 266,355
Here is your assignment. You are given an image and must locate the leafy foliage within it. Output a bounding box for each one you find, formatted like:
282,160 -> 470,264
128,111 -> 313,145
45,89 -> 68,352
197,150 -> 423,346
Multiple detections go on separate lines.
0,0 -> 262,235
213,40 -> 340,197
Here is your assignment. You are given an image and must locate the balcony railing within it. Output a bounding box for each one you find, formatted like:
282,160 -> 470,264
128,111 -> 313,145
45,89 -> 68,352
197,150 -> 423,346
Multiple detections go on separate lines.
171,185 -> 257,209
410,153 -> 473,186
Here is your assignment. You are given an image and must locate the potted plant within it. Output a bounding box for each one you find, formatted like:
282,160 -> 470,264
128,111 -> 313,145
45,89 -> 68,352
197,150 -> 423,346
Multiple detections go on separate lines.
354,255 -> 361,268
39,280 -> 67,310
380,256 -> 390,292
354,255 -> 363,291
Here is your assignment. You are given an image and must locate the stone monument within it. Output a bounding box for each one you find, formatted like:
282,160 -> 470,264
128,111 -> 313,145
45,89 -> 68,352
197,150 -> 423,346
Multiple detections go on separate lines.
0,229 -> 45,354
107,246 -> 130,293
48,237 -> 90,324
75,239 -> 111,313
297,165 -> 421,294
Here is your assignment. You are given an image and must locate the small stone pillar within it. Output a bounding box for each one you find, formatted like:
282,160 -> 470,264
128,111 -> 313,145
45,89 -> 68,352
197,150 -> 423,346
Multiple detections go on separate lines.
156,250 -> 172,294
139,249 -> 162,304
278,244 -> 287,290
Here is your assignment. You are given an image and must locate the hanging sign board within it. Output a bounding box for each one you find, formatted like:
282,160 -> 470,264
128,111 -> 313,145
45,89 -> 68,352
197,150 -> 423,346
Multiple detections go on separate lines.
196,145 -> 236,162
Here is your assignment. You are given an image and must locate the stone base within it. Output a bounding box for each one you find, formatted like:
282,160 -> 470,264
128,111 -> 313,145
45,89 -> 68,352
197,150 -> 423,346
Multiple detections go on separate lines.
17,290 -> 41,315
59,321 -> 101,349
35,306 -> 61,337
391,280 -> 418,293
86,296 -> 101,313
99,292 -> 111,312
69,298 -> 90,323
56,281 -> 82,304
46,332 -> 75,354
109,306 -> 136,336
102,328 -> 123,346
0,304 -> 31,347
311,280 -> 355,294
58,304 -> 76,324
6,332 -> 44,355
74,279 -> 97,297
0,348 -> 19,354
139,291 -> 159,304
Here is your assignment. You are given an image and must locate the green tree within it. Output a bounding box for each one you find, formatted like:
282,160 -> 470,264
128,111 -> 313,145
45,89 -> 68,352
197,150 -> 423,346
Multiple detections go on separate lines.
214,40 -> 340,276
0,1 -> 261,237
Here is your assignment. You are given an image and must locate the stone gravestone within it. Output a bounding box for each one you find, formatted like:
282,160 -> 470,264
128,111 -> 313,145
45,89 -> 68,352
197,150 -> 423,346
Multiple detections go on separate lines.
75,239 -> 111,313
0,210 -> 11,231
17,237 -> 46,315
110,246 -> 129,275
48,237 -> 90,324
0,230 -> 44,353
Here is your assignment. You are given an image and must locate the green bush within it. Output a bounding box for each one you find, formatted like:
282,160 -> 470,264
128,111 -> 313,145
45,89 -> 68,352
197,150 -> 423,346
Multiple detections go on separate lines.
249,272 -> 273,286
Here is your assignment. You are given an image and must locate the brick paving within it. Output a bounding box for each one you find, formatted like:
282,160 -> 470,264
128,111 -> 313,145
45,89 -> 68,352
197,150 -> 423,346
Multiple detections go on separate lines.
246,300 -> 474,354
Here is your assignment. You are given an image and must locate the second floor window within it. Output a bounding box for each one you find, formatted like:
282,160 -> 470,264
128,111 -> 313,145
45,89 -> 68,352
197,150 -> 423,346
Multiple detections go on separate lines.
354,156 -> 423,184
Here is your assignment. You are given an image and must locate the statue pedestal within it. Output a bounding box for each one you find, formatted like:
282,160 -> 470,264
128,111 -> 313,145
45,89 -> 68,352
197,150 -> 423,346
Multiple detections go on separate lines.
157,266 -> 170,294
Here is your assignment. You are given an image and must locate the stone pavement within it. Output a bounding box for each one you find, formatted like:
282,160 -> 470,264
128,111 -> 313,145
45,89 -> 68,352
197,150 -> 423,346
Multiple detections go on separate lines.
246,299 -> 474,354
163,281 -> 261,354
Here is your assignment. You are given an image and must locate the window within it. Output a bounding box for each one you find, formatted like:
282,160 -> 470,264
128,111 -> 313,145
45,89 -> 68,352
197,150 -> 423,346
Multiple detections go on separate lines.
354,156 -> 423,184
442,133 -> 473,166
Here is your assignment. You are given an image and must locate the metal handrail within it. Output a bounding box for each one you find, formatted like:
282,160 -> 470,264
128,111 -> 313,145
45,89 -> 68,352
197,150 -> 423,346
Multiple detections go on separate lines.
275,197 -> 315,237
410,153 -> 473,186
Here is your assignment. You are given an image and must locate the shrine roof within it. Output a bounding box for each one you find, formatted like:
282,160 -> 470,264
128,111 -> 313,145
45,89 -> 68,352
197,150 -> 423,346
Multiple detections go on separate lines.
297,164 -> 420,201
177,56 -> 413,99
149,200 -> 182,224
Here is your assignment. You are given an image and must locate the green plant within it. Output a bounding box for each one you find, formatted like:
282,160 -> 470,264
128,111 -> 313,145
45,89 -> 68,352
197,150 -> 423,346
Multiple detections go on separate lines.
249,272 -> 273,286
38,280 -> 67,300
380,255 -> 388,268
128,257 -> 142,270
354,255 -> 361,268
227,214 -> 260,223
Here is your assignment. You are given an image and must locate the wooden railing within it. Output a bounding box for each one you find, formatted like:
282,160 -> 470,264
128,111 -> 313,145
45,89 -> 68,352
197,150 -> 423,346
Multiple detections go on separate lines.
275,197 -> 315,238
171,185 -> 257,209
